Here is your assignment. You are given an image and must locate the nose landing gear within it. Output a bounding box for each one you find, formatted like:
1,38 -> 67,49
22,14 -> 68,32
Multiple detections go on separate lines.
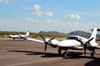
58,49 -> 61,55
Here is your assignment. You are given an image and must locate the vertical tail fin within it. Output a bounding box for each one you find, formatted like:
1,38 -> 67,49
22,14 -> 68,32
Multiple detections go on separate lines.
89,28 -> 97,43
25,31 -> 29,37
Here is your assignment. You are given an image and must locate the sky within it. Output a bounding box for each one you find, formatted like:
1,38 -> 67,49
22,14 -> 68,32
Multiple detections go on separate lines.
0,0 -> 100,33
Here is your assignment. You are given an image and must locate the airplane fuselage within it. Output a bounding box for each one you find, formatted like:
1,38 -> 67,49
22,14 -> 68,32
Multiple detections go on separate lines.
58,40 -> 81,47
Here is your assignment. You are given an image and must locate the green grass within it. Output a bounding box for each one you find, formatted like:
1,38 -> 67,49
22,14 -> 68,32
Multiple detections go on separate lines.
32,35 -> 67,40
0,36 -> 8,38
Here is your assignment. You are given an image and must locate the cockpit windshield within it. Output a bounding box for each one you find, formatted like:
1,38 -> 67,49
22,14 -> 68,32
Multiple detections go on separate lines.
67,37 -> 78,40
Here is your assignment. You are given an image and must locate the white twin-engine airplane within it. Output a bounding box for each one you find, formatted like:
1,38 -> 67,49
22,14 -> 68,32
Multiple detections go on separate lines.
8,31 -> 29,41
27,28 -> 100,58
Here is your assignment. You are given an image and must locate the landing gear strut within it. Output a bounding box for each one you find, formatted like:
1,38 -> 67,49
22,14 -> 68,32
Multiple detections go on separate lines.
13,38 -> 15,41
58,49 -> 61,55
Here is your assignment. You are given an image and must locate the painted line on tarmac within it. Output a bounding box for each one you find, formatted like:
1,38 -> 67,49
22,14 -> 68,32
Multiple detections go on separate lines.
7,58 -> 61,66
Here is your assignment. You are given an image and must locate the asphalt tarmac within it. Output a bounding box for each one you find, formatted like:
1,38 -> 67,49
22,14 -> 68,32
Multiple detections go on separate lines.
0,39 -> 100,66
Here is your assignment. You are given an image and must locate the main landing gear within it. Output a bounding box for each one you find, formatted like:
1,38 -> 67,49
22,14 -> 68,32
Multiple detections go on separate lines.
58,48 -> 68,57
90,51 -> 95,58
13,38 -> 15,41
23,38 -> 26,41
64,50 -> 68,57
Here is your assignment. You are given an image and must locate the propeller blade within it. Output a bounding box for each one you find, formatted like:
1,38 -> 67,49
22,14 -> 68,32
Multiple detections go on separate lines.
40,35 -> 48,51
44,42 -> 48,51
83,37 -> 94,55
49,38 -> 55,44
40,35 -> 46,42
84,37 -> 94,45
40,35 -> 56,51
84,44 -> 87,55
49,38 -> 55,41
84,49 -> 86,55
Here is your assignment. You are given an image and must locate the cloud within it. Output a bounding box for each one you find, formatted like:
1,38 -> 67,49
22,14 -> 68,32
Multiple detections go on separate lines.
32,4 -> 53,17
32,4 -> 42,16
0,18 -> 99,33
32,4 -> 41,11
25,17 -> 36,22
32,11 -> 42,16
45,11 -> 53,16
0,0 -> 8,4
65,14 -> 80,20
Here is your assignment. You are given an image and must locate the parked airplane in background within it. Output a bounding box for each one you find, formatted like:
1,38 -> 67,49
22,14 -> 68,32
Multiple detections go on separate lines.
27,28 -> 100,58
8,31 -> 29,41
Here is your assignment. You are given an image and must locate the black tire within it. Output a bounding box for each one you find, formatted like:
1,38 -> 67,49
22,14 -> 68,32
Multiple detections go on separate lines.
91,52 -> 95,58
64,52 -> 67,57
23,38 -> 26,41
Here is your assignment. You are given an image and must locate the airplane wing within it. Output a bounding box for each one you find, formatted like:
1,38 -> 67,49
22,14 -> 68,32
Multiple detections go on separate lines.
27,38 -> 44,43
8,35 -> 20,38
76,46 -> 100,50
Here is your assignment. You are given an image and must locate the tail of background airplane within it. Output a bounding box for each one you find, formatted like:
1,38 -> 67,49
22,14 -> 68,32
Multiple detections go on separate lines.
25,31 -> 30,37
89,28 -> 97,43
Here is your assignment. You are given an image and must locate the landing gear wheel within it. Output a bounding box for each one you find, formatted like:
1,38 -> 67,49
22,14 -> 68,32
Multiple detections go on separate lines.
64,51 -> 68,57
58,49 -> 61,55
64,52 -> 67,57
23,38 -> 26,41
91,51 -> 95,58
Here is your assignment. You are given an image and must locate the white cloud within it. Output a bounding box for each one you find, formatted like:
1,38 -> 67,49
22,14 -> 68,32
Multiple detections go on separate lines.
24,17 -> 99,33
32,4 -> 53,17
33,4 -> 41,11
45,11 -> 53,16
0,0 -> 8,4
32,11 -> 42,16
65,14 -> 80,20
32,4 -> 42,16
0,18 -> 99,33
25,18 -> 36,22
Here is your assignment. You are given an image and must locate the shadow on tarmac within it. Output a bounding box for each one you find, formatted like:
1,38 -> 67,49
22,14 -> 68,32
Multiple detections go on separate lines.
9,50 -> 100,66
9,50 -> 99,59
85,59 -> 100,66
9,50 -> 63,57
